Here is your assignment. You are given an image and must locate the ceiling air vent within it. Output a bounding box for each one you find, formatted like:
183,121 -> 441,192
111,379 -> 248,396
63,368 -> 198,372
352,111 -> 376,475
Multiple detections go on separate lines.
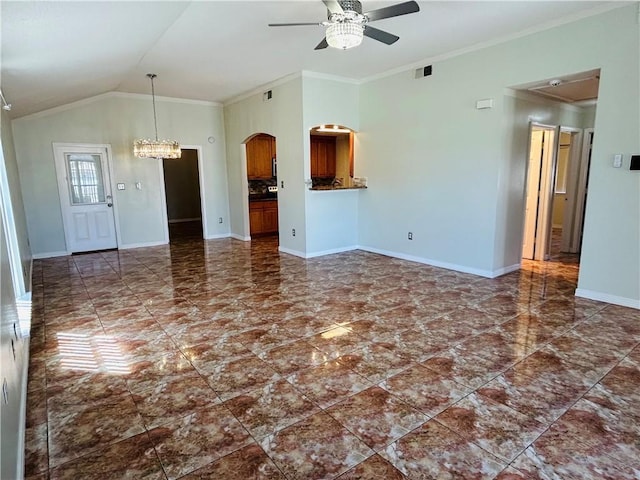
415,65 -> 432,79
263,90 -> 273,102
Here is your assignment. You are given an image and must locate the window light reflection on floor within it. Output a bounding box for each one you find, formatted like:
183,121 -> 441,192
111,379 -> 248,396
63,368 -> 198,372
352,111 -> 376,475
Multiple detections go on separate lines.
320,326 -> 352,339
56,332 -> 130,375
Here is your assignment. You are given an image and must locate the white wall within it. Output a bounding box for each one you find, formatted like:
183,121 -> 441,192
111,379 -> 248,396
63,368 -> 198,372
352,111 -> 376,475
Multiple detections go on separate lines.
358,5 -> 639,306
0,109 -> 31,480
224,76 -> 306,253
12,93 -> 229,255
302,74 -> 361,256
1,109 -> 30,283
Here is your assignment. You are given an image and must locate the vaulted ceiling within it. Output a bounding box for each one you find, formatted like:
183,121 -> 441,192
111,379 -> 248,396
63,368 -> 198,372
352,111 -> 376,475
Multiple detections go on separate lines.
1,1 -> 619,118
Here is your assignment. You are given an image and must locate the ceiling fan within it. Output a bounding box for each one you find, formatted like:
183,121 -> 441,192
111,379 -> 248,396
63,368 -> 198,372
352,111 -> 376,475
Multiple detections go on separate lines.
268,0 -> 420,50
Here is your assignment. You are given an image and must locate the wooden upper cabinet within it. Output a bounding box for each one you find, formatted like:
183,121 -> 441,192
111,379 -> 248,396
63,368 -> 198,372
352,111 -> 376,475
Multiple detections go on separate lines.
310,135 -> 337,178
247,134 -> 275,179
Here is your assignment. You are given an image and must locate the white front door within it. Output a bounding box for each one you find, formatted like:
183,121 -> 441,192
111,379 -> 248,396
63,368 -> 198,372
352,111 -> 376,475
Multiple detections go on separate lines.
53,144 -> 118,253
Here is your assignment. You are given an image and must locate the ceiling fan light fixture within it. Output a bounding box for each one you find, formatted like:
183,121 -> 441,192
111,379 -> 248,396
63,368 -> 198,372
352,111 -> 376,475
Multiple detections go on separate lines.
326,22 -> 364,50
133,73 -> 181,159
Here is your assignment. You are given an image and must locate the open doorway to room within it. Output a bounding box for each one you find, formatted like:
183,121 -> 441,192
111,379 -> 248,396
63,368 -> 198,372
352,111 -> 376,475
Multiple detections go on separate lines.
516,69 -> 599,273
245,133 -> 279,239
162,148 -> 203,241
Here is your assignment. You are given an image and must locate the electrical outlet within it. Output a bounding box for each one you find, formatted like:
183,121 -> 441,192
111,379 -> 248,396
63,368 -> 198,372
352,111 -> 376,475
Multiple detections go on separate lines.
218,217 -> 223,224
281,181 -> 284,188
408,232 -> 413,240
292,228 -> 296,237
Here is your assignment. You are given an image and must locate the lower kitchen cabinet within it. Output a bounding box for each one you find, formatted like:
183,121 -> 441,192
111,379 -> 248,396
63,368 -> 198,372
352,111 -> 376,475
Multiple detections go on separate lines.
249,200 -> 278,235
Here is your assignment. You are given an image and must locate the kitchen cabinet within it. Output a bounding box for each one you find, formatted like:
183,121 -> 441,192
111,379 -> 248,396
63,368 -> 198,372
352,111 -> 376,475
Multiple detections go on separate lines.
249,200 -> 278,235
247,134 -> 275,179
311,135 -> 336,178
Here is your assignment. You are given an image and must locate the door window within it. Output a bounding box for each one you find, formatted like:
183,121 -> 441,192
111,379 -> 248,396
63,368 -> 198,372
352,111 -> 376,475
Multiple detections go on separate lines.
65,154 -> 105,204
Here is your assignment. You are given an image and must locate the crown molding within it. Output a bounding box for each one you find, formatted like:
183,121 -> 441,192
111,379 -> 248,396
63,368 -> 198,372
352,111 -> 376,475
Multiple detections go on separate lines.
360,2 -> 630,85
14,91 -> 221,122
301,70 -> 361,85
223,72 -> 302,107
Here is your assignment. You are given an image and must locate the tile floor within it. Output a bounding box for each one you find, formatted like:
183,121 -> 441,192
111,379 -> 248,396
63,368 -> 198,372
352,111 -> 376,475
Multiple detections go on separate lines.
24,235 -> 640,479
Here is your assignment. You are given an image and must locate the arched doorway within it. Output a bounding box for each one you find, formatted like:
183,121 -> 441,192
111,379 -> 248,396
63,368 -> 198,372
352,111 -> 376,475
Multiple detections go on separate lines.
245,133 -> 278,238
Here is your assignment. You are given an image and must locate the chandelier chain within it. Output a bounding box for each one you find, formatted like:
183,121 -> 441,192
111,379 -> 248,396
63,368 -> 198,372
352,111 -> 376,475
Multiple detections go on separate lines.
148,73 -> 159,142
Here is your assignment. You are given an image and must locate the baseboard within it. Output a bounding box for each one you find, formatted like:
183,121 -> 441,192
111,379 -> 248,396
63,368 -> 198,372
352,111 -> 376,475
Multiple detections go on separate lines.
230,233 -> 250,242
491,263 -> 521,278
357,245 -> 496,278
278,246 -> 307,258
204,233 -> 231,240
168,218 -> 202,224
32,250 -> 69,259
575,288 -> 640,310
305,245 -> 359,259
119,240 -> 167,250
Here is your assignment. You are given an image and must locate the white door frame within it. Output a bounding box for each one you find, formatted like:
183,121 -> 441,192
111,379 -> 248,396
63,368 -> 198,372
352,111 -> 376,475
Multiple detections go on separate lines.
52,142 -> 121,254
241,142 -> 251,240
522,123 -> 559,261
541,125 -> 561,260
158,144 -> 207,241
0,141 -> 26,296
522,125 -> 543,260
569,128 -> 594,253
559,127 -> 584,252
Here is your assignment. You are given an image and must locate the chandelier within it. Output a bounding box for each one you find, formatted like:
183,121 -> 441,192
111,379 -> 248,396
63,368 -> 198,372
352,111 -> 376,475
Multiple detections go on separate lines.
133,74 -> 181,159
326,22 -> 364,50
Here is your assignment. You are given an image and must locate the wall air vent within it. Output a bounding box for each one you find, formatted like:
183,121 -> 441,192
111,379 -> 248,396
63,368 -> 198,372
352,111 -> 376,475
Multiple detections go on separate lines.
263,90 -> 273,102
415,65 -> 432,79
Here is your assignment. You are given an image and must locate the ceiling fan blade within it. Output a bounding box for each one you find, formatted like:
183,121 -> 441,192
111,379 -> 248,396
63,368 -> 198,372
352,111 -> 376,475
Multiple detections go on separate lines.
269,22 -> 323,27
315,37 -> 329,50
322,0 -> 344,15
363,25 -> 399,45
365,1 -> 419,22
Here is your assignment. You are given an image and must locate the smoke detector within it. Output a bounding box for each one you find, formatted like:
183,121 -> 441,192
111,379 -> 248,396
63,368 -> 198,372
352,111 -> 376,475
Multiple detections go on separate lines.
548,79 -> 562,87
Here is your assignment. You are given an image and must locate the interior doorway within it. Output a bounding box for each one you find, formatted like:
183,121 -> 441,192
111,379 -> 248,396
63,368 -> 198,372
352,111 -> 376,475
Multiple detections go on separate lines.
522,123 -> 593,264
513,69 -> 600,277
245,133 -> 279,239
522,124 -> 557,261
565,128 -> 594,253
550,127 -> 582,256
162,148 -> 203,241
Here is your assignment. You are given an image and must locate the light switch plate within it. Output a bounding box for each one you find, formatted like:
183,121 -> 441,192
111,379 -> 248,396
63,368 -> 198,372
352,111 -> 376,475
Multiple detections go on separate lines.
613,154 -> 623,168
117,183 -> 125,190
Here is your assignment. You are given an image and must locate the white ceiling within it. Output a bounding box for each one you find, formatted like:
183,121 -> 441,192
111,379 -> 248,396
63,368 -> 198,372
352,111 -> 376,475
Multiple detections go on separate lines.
1,1 -> 621,118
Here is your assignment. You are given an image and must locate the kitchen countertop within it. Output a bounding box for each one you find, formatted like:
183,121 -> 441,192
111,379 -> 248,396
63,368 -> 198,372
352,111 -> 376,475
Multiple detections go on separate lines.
309,186 -> 367,191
